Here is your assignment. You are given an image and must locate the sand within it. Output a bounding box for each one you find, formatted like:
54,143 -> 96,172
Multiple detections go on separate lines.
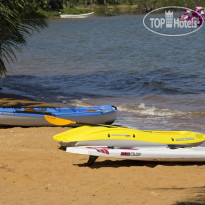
0,93 -> 205,205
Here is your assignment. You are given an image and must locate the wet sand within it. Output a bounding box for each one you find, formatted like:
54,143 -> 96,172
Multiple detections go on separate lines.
0,93 -> 205,205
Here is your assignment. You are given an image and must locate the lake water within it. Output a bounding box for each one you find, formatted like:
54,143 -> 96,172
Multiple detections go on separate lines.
1,15 -> 205,134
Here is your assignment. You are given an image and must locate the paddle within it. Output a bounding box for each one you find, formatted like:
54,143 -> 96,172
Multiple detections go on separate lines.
44,115 -> 118,127
45,115 -> 77,126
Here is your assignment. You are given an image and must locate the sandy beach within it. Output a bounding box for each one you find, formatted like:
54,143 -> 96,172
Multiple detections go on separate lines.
0,93 -> 205,205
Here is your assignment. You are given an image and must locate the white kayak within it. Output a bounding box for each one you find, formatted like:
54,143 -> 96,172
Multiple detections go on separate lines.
66,146 -> 205,165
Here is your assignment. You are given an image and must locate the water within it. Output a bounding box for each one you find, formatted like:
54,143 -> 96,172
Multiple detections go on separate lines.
1,15 -> 205,134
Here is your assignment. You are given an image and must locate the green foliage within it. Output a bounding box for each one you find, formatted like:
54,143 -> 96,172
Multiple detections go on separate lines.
39,9 -> 60,17
137,0 -> 163,13
61,7 -> 93,14
94,5 -> 112,15
0,0 -> 47,76
39,0 -> 64,10
37,0 -> 205,16
137,0 -> 205,12
112,5 -> 120,14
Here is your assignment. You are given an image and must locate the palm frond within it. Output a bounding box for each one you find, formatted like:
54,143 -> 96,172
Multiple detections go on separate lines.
0,58 -> 7,76
0,0 -> 47,76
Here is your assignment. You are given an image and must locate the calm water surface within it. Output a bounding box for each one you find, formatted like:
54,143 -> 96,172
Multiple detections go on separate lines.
1,15 -> 205,134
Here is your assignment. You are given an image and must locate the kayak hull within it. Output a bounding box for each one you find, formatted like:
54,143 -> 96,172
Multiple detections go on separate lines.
59,139 -> 203,148
0,105 -> 117,127
54,125 -> 205,148
66,146 -> 205,162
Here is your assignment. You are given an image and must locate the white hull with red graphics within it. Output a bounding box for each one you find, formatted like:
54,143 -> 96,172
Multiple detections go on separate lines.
66,146 -> 205,164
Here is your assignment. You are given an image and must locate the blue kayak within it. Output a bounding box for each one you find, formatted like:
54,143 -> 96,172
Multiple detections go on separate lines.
0,105 -> 117,127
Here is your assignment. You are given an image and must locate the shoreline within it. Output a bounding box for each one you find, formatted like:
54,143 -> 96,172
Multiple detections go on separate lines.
43,3 -> 203,18
0,91 -> 62,108
41,5 -> 140,18
0,92 -> 205,204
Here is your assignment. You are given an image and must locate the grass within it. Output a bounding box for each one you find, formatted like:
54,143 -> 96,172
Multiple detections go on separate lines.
39,9 -> 60,18
61,7 -> 93,15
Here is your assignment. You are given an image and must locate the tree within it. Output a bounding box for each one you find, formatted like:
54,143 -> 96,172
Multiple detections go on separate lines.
0,0 -> 47,76
137,0 -> 159,13
47,0 -> 64,10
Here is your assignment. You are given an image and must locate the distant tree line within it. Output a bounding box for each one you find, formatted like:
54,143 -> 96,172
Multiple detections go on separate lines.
39,0 -> 138,9
39,0 -> 138,10
38,0 -> 205,11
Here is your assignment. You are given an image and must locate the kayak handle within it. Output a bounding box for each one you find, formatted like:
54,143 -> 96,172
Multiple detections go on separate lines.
112,105 -> 117,110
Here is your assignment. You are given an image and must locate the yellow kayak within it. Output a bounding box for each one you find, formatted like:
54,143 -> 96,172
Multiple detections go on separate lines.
53,125 -> 205,148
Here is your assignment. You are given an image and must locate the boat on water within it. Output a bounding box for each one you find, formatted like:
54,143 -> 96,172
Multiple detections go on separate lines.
0,105 -> 117,127
60,12 -> 94,19
53,125 -> 205,164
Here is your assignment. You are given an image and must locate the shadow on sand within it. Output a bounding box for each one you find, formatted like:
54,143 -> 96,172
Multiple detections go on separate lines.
73,159 -> 205,169
173,186 -> 205,205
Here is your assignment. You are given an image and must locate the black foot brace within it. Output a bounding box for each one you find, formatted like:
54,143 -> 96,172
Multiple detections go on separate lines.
86,155 -> 99,166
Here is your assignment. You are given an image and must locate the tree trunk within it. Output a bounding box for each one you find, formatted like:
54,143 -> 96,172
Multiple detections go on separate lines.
74,0 -> 78,6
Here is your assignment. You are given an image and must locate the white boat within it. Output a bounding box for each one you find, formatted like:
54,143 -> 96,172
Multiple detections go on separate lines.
60,12 -> 94,19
